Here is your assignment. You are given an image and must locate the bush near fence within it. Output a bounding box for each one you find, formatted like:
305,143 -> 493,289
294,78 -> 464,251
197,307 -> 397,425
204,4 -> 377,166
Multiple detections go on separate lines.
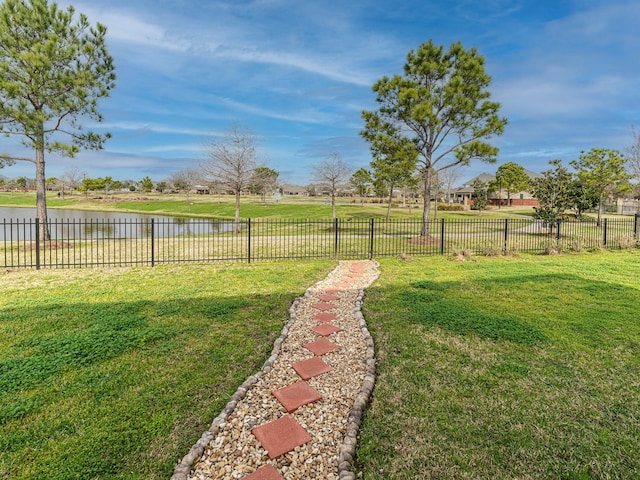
2,216 -> 639,269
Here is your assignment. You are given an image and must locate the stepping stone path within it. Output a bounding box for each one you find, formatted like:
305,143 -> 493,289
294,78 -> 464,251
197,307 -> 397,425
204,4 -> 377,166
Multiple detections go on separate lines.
175,260 -> 379,480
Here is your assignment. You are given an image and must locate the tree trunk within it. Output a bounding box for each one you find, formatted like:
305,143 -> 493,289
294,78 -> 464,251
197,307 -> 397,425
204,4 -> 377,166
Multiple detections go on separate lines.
434,195 -> 439,220
35,146 -> 50,241
235,190 -> 241,234
597,191 -> 604,227
386,185 -> 394,222
421,169 -> 432,237
331,192 -> 336,221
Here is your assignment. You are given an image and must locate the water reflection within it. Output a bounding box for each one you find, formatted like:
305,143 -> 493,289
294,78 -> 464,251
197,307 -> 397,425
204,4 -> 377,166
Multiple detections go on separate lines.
0,207 -> 240,241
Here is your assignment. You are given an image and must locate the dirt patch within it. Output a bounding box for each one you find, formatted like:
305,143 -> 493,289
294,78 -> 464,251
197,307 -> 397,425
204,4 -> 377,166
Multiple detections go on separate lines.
407,235 -> 441,246
20,241 -> 74,251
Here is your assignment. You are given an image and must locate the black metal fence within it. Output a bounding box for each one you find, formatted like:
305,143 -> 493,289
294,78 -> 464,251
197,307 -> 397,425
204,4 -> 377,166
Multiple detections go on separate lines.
2,215 -> 639,269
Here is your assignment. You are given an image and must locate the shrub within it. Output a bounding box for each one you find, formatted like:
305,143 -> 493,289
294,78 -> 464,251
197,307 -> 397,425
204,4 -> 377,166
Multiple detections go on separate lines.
438,203 -> 465,211
618,234 -> 638,249
506,246 -> 520,257
570,237 -> 585,252
481,243 -> 502,257
397,252 -> 414,262
543,241 -> 562,255
450,246 -> 473,261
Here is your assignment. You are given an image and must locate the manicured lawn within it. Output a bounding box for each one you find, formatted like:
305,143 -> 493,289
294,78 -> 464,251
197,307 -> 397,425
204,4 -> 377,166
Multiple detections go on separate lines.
3,247 -> 639,479
0,261 -> 334,479
357,251 -> 640,479
0,191 -> 535,219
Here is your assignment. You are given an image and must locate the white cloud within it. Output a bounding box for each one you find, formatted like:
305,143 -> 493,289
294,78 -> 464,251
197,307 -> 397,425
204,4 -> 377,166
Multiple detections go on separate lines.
492,1 -> 640,121
496,73 -> 630,117
545,2 -> 640,48
456,0 -> 526,22
143,144 -> 203,154
70,1 -> 379,87
207,96 -> 342,126
100,121 -> 210,137
209,46 -> 373,87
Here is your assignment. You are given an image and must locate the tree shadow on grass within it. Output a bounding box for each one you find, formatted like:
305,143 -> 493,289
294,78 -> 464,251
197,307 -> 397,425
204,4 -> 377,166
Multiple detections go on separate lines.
0,298 -> 244,397
400,279 -> 545,346
397,272 -> 640,348
0,290 -> 297,479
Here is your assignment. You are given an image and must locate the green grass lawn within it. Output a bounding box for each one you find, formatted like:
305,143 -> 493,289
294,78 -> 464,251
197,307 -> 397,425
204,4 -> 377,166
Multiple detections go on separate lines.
3,247 -> 640,479
0,191 -> 536,219
358,251 -> 640,479
0,260 -> 334,479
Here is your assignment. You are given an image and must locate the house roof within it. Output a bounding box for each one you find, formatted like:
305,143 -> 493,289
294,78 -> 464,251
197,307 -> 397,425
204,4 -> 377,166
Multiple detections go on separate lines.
459,169 -> 542,188
461,173 -> 495,187
452,168 -> 542,195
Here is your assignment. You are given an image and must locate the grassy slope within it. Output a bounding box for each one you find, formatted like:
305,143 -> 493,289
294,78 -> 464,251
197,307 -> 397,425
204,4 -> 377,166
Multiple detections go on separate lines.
0,261 -> 334,479
358,252 -> 640,479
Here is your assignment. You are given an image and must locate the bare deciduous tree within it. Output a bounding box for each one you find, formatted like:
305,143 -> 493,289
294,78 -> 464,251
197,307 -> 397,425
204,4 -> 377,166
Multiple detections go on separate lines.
170,167 -> 200,201
59,166 -> 86,198
312,152 -> 352,221
201,124 -> 259,233
628,126 -> 640,181
438,164 -> 464,204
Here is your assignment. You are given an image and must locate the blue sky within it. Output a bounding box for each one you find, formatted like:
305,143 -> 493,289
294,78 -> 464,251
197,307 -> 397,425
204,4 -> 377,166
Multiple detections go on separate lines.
2,0 -> 639,186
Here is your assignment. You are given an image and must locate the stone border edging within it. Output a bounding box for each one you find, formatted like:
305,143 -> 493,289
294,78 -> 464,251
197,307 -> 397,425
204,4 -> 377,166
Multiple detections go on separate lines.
171,261 -> 379,480
170,295 -> 305,480
337,262 -> 380,480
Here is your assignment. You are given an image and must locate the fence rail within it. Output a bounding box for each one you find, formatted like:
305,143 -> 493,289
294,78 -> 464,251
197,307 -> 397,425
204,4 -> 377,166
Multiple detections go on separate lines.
2,215 -> 640,269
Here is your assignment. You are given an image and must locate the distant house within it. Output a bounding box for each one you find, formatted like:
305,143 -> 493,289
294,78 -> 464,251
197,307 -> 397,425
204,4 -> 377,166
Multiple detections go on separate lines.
280,184 -> 307,196
449,173 -> 495,205
450,170 -> 542,207
193,185 -> 210,194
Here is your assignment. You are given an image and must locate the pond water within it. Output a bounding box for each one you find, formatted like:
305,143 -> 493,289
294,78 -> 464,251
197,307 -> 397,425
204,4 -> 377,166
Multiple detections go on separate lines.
1,206 -> 159,222
0,206 -> 237,241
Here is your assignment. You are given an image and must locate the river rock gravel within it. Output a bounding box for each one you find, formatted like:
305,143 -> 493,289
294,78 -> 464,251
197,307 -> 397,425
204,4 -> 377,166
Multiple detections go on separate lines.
174,260 -> 379,480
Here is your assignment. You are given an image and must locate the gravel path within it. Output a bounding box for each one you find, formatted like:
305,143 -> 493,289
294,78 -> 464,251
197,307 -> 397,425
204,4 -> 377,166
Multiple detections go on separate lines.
172,260 -> 380,480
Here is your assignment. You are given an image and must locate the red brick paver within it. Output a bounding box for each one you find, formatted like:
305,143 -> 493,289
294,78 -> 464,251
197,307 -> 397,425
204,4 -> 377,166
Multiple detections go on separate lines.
304,338 -> 340,356
252,415 -> 312,459
243,464 -> 284,480
311,302 -> 335,311
312,312 -> 338,323
317,293 -> 340,302
291,356 -> 332,380
273,381 -> 322,413
310,323 -> 343,336
324,288 -> 342,293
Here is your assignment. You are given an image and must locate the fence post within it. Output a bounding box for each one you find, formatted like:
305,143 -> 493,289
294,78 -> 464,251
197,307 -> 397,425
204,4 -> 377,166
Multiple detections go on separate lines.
440,218 -> 445,255
35,218 -> 40,270
603,218 -> 608,246
556,219 -> 561,241
247,218 -> 252,263
503,218 -> 509,254
635,213 -> 639,240
150,218 -> 155,267
369,218 -> 374,260
334,218 -> 339,257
